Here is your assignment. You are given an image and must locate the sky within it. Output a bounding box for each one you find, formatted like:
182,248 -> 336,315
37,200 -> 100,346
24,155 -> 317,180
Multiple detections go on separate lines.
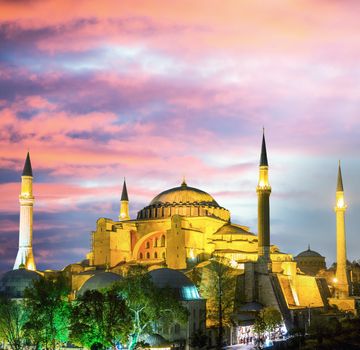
1,0 -> 360,274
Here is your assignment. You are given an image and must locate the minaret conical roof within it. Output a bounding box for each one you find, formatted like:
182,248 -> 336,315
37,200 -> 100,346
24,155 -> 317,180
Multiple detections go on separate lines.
121,179 -> 129,201
260,131 -> 268,166
337,161 -> 344,192
22,152 -> 33,177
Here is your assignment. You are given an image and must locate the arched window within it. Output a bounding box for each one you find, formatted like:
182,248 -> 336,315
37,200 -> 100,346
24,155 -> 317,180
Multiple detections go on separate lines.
162,252 -> 166,259
139,252 -> 143,259
146,252 -> 150,259
154,252 -> 158,259
146,241 -> 150,249
161,235 -> 166,247
154,238 -> 158,247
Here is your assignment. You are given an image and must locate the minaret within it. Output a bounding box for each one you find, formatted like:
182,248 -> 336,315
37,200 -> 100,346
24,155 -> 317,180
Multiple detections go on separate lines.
13,152 -> 36,271
118,179 -> 130,221
257,130 -> 272,264
334,161 -> 349,297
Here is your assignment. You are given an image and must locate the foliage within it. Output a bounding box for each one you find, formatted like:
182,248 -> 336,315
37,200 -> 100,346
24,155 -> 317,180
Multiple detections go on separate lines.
309,315 -> 338,345
187,267 -> 202,289
189,329 -> 208,349
70,287 -> 131,349
24,274 -> 71,350
253,313 -> 266,336
0,296 -> 28,350
117,266 -> 188,350
199,257 -> 237,349
254,307 -> 282,336
261,307 -> 283,333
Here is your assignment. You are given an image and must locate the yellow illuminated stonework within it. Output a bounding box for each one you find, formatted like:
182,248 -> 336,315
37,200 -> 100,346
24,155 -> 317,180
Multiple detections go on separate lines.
87,181 -> 293,271
257,166 -> 271,190
333,163 -> 350,299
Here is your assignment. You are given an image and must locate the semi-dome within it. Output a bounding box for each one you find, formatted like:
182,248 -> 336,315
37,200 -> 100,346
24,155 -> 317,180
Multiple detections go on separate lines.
78,271 -> 122,296
0,268 -> 42,298
148,268 -> 201,301
213,223 -> 255,236
137,181 -> 230,221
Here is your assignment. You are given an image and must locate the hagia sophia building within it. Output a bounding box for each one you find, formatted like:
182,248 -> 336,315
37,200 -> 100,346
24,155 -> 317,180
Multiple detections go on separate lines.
0,133 -> 358,348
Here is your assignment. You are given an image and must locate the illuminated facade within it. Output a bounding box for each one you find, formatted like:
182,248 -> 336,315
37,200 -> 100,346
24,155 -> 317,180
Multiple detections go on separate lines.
87,135 -> 291,272
75,133 -> 333,335
4,133 -> 355,350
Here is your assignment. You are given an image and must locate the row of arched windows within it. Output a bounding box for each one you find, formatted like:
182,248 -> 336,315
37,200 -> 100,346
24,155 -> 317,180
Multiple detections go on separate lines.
145,235 -> 166,249
139,251 -> 166,260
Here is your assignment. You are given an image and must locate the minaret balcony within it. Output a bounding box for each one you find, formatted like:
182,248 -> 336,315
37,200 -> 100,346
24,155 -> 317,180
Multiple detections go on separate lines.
256,184 -> 271,192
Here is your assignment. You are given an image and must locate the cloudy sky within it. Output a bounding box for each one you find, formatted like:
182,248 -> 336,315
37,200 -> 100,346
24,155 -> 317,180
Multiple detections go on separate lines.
1,0 -> 360,273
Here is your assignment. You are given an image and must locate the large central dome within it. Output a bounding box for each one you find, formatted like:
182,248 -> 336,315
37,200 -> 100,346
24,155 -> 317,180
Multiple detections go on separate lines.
149,181 -> 219,206
137,181 -> 230,221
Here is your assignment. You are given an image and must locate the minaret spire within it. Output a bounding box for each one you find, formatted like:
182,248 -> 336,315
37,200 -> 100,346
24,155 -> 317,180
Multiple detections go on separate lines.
119,178 -> 130,221
22,152 -> 33,177
121,178 -> 129,201
257,130 -> 272,268
334,161 -> 349,298
14,152 -> 36,271
260,128 -> 268,166
337,160 -> 344,192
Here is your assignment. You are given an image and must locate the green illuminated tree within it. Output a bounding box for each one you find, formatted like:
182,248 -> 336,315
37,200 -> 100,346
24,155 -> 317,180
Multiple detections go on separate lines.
70,287 -> 131,349
117,267 -> 188,350
0,296 -> 28,350
24,274 -> 71,350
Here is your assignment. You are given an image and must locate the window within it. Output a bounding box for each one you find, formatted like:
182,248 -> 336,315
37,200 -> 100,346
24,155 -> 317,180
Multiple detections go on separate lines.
162,252 -> 166,259
139,252 -> 143,259
155,238 -> 158,247
154,252 -> 158,259
146,241 -> 150,249
161,235 -> 166,247
146,252 -> 150,259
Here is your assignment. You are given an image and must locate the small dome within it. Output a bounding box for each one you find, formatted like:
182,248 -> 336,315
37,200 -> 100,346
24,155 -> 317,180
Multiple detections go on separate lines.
148,268 -> 201,301
296,249 -> 323,258
78,271 -> 122,296
149,183 -> 219,207
0,268 -> 42,298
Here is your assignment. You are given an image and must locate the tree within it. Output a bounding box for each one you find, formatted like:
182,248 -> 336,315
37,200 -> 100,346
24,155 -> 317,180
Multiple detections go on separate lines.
24,274 -> 71,350
0,296 -> 28,350
117,267 -> 188,350
309,315 -> 340,346
199,257 -> 238,349
261,307 -> 282,333
253,313 -> 266,337
253,307 -> 282,343
189,329 -> 208,349
70,287 -> 131,349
